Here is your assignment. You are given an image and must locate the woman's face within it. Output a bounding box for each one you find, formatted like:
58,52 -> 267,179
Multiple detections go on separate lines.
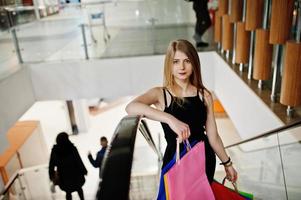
172,50 -> 193,82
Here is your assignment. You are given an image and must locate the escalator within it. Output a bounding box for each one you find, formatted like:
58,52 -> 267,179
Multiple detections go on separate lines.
1,116 -> 300,199
96,116 -> 301,200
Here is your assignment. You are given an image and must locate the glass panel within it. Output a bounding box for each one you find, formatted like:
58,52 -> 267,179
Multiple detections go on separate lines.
87,0 -> 196,59
215,134 -> 287,199
278,126 -> 301,200
18,165 -> 65,199
129,126 -> 159,199
17,17 -> 84,62
0,0 -> 216,64
0,30 -> 19,77
1,176 -> 26,200
0,0 -> 208,62
0,8 -> 10,32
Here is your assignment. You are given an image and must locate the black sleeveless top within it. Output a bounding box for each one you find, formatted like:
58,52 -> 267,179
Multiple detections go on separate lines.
160,88 -> 216,183
161,88 -> 207,144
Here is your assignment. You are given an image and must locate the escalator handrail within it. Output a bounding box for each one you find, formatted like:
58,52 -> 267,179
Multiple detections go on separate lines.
225,119 -> 301,149
0,171 -> 19,197
97,115 -> 162,200
139,119 -> 163,160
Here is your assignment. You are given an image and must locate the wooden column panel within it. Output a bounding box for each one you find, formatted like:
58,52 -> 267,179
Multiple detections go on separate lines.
253,29 -> 273,80
222,15 -> 233,50
230,0 -> 243,23
214,12 -> 222,43
235,22 -> 250,64
280,41 -> 301,106
269,0 -> 294,44
245,0 -> 264,31
219,0 -> 229,16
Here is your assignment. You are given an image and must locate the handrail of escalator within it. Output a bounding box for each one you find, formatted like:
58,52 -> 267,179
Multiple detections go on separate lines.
0,164 -> 49,199
96,115 -> 162,200
225,119 -> 301,149
139,119 -> 163,160
0,171 -> 19,199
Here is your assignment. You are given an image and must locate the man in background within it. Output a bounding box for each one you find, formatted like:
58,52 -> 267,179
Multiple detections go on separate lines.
87,136 -> 108,176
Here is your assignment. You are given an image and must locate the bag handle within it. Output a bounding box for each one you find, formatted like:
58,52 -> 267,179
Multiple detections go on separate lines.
222,177 -> 239,193
175,138 -> 191,163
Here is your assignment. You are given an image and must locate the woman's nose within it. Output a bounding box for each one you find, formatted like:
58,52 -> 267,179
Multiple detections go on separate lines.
180,61 -> 185,69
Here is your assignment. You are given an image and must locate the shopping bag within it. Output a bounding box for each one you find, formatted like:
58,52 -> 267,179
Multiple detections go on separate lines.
157,140 -> 198,200
163,139 -> 215,200
211,178 -> 253,200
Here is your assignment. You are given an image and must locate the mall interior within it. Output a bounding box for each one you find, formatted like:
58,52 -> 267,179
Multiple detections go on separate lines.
0,0 -> 301,199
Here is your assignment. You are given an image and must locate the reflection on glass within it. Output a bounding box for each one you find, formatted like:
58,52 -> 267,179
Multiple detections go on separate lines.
129,124 -> 160,200
17,18 -> 83,62
222,134 -> 287,200
1,175 -> 26,200
1,165 -> 66,200
278,126 -> 301,200
2,0 -> 201,62
0,31 -> 16,64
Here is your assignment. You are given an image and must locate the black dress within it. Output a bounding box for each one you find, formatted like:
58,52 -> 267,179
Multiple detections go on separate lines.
160,88 -> 216,183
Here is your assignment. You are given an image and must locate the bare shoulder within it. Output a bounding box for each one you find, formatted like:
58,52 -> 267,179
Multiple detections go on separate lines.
142,87 -> 164,100
147,86 -> 164,95
151,87 -> 165,110
131,86 -> 164,107
203,89 -> 212,98
202,89 -> 213,106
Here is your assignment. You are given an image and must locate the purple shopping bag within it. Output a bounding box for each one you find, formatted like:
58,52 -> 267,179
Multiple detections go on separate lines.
163,139 -> 215,200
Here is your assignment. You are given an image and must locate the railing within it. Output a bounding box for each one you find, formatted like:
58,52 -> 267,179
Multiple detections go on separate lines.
2,116 -> 299,199
0,0 -> 197,65
0,164 -> 66,200
96,116 -> 301,199
218,119 -> 301,200
96,115 -> 162,200
0,115 -> 162,200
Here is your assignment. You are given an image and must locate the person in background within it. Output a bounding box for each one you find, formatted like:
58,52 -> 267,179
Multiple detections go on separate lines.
49,132 -> 87,200
189,0 -> 212,48
87,136 -> 108,176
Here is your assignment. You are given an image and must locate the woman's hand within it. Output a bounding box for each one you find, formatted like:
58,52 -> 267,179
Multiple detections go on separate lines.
167,116 -> 191,141
224,165 -> 238,183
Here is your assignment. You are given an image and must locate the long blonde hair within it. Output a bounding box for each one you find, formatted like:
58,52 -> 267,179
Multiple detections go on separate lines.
163,39 -> 208,99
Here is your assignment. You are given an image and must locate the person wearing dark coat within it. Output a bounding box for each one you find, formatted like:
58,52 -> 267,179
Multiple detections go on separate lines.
49,132 -> 87,200
87,136 -> 108,177
191,0 -> 212,47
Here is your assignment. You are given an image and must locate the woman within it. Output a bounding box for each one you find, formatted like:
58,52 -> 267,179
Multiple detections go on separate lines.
49,132 -> 87,200
126,39 -> 237,184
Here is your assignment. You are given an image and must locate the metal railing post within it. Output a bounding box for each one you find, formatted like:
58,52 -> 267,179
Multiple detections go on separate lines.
80,24 -> 89,60
11,28 -> 23,64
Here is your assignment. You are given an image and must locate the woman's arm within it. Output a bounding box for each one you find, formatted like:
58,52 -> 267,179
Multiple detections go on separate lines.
203,91 -> 238,182
126,87 -> 191,140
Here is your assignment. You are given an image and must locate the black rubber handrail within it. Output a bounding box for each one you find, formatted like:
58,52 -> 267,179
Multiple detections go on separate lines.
97,115 -> 162,200
225,119 -> 301,149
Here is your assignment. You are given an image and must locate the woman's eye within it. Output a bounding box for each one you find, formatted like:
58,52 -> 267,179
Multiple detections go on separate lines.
173,60 -> 179,64
185,59 -> 191,64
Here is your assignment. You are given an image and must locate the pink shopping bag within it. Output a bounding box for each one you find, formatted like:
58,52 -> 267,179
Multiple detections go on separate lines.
164,139 -> 215,200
